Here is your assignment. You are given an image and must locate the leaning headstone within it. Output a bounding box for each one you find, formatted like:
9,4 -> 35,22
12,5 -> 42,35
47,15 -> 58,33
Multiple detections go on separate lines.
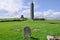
24,26 -> 31,40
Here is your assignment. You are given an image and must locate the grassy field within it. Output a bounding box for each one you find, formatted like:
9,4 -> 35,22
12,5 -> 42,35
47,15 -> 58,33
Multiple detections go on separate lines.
0,20 -> 60,40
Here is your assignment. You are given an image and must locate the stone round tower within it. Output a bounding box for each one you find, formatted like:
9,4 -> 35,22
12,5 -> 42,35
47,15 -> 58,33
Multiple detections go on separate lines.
30,0 -> 34,20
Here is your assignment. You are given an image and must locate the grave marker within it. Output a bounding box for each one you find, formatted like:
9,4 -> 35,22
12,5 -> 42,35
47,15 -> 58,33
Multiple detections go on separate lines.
24,26 -> 31,40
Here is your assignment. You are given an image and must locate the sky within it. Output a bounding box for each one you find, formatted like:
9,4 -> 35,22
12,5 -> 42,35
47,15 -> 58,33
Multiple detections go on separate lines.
0,0 -> 60,20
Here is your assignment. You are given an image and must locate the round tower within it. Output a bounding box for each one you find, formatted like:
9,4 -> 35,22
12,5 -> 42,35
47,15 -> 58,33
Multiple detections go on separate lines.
30,0 -> 34,20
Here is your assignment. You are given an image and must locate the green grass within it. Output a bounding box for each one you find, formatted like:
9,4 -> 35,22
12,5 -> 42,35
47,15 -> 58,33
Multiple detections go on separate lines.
0,20 -> 60,40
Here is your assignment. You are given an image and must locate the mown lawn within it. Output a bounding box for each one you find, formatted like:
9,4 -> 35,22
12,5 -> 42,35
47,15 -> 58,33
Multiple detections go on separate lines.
0,20 -> 60,40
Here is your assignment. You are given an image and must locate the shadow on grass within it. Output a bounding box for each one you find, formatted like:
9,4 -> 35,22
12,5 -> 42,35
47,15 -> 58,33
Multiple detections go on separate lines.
24,36 -> 40,40
30,36 -> 40,40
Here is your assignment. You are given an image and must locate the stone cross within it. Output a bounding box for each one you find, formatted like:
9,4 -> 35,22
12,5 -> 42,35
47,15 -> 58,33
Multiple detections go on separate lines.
24,26 -> 31,39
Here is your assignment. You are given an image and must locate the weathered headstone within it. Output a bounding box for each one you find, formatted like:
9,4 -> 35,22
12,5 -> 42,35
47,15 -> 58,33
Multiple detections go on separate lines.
24,26 -> 31,40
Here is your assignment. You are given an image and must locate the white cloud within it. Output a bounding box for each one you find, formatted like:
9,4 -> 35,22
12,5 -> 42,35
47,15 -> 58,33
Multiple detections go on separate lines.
0,0 -> 40,18
0,0 -> 23,17
21,9 -> 30,18
0,0 -> 23,11
37,10 -> 60,19
21,9 -> 60,20
0,0 -> 60,20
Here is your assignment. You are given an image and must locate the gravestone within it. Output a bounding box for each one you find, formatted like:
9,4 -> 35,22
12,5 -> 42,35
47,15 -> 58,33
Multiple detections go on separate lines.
24,26 -> 31,40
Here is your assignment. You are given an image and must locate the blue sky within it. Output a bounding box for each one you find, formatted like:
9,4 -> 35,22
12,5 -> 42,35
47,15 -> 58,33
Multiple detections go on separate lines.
36,0 -> 60,12
0,0 -> 60,19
